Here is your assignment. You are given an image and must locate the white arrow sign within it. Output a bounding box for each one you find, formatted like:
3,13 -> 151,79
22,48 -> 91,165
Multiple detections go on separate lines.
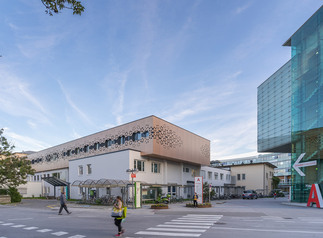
293,153 -> 317,177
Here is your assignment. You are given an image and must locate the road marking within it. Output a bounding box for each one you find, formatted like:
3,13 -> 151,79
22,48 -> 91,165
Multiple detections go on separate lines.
52,231 -> 69,236
24,226 -> 39,230
212,227 -> 323,234
1,223 -> 14,226
11,224 -> 26,228
67,235 -> 86,238
186,214 -> 223,217
165,222 -> 214,226
147,227 -> 206,232
37,229 -> 53,232
175,218 -> 220,222
135,231 -> 201,237
172,219 -> 214,223
8,218 -> 33,221
158,225 -> 210,229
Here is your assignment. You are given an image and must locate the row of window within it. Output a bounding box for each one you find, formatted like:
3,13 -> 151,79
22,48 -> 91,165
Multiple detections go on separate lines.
31,131 -> 150,164
134,159 -> 161,174
202,171 -> 229,181
29,172 -> 60,182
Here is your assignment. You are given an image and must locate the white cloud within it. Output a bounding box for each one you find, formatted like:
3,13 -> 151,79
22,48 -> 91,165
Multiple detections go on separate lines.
4,128 -> 50,152
57,80 -> 93,125
235,2 -> 252,14
0,66 -> 51,125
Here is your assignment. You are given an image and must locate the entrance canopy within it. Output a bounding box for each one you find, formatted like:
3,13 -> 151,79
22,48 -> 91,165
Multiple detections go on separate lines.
43,176 -> 69,187
72,178 -> 130,188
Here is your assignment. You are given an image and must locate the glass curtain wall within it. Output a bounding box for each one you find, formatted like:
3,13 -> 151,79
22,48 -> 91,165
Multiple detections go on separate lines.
291,7 -> 323,202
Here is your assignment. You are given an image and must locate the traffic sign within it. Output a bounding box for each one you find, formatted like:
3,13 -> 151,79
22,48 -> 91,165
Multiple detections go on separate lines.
293,153 -> 317,177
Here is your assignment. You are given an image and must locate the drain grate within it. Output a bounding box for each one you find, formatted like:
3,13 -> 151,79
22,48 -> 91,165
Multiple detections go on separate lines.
214,222 -> 226,225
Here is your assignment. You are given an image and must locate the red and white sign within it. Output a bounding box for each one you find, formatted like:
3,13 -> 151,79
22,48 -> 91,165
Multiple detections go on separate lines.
307,184 -> 323,209
194,176 -> 203,204
131,173 -> 136,178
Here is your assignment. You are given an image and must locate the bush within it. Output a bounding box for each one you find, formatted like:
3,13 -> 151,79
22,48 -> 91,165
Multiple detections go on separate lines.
8,187 -> 22,203
0,189 -> 8,195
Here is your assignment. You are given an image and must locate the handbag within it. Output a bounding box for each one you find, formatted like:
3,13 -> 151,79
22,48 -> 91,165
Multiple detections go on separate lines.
111,207 -> 123,217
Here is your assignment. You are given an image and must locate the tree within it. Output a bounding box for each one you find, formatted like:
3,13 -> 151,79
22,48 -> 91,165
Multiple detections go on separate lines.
41,0 -> 85,16
202,182 -> 215,203
272,176 -> 280,190
0,129 -> 35,188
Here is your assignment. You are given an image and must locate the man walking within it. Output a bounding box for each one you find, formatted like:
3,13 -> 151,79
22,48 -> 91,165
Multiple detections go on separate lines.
58,191 -> 71,215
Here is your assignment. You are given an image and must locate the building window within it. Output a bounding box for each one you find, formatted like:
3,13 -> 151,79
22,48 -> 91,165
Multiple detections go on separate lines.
53,172 -> 60,179
220,173 -> 223,180
151,163 -> 160,173
208,172 -> 212,180
134,159 -> 145,171
87,164 -> 92,174
84,145 -> 89,153
183,167 -> 190,173
214,172 -> 218,180
78,165 -> 83,175
237,174 -> 241,180
242,174 -> 246,180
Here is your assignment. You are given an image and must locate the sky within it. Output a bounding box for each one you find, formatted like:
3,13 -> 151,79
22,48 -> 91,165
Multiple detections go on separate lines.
0,0 -> 322,161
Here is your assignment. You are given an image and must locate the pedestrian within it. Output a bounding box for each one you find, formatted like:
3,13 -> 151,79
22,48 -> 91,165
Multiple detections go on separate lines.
113,196 -> 126,237
58,191 -> 71,215
274,192 -> 277,199
193,192 -> 198,208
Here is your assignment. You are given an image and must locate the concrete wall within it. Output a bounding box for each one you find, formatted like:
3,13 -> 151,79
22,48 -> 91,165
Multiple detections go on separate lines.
18,182 -> 42,198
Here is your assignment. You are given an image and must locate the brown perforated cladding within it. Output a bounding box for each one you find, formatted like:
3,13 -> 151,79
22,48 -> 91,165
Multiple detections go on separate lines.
28,116 -> 210,172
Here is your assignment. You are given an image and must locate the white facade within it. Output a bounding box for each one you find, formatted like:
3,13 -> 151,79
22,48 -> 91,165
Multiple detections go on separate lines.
200,166 -> 231,196
69,149 -> 200,200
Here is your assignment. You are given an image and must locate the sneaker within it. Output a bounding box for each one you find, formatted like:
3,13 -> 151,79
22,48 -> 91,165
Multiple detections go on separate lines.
58,213 -> 62,215
115,234 -> 121,237
121,229 -> 125,234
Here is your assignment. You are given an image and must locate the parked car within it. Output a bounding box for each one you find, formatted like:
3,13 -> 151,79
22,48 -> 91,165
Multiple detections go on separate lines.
242,190 -> 258,199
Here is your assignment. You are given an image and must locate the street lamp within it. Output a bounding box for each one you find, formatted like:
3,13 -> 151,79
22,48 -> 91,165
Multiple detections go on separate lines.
126,168 -> 138,208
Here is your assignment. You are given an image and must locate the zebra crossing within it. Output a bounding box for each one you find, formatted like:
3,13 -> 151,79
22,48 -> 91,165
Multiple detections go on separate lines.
133,214 -> 223,237
0,221 -> 86,238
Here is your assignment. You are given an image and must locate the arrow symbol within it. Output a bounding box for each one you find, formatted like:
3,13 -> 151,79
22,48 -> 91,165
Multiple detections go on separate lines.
293,153 -> 317,177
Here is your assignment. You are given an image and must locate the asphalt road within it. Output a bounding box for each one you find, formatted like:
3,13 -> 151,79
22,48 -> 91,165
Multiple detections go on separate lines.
1,198 -> 323,238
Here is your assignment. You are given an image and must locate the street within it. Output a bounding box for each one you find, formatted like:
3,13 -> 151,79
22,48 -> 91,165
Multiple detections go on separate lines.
1,198 -> 323,238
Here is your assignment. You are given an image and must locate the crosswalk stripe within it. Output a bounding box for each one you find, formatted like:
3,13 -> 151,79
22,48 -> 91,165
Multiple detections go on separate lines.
165,222 -> 214,226
24,227 -> 39,230
135,231 -> 201,237
67,235 -> 86,238
175,218 -> 220,221
171,219 -> 213,223
187,214 -> 223,217
147,228 -> 206,233
11,225 -> 26,228
37,229 -> 53,232
158,224 -> 210,229
1,223 -> 14,226
52,231 -> 69,236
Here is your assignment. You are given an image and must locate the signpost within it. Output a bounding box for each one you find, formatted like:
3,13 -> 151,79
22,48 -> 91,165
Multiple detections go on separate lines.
293,153 -> 317,177
194,176 -> 203,204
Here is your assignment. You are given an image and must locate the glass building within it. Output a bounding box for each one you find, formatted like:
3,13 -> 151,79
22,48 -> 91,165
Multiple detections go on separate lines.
258,60 -> 291,153
258,6 -> 323,203
283,6 -> 323,203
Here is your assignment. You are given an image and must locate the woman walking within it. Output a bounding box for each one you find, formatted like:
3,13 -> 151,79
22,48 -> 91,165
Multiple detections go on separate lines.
113,196 -> 126,237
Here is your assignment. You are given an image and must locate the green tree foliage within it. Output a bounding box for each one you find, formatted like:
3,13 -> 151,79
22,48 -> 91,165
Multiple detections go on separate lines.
272,176 -> 280,190
202,182 -> 215,202
41,0 -> 85,16
0,129 -> 35,188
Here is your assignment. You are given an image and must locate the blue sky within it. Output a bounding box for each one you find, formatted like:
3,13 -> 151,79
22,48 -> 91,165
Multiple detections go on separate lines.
0,0 -> 321,160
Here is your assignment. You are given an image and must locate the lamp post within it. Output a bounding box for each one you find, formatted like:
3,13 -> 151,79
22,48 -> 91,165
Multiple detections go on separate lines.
126,169 -> 138,208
